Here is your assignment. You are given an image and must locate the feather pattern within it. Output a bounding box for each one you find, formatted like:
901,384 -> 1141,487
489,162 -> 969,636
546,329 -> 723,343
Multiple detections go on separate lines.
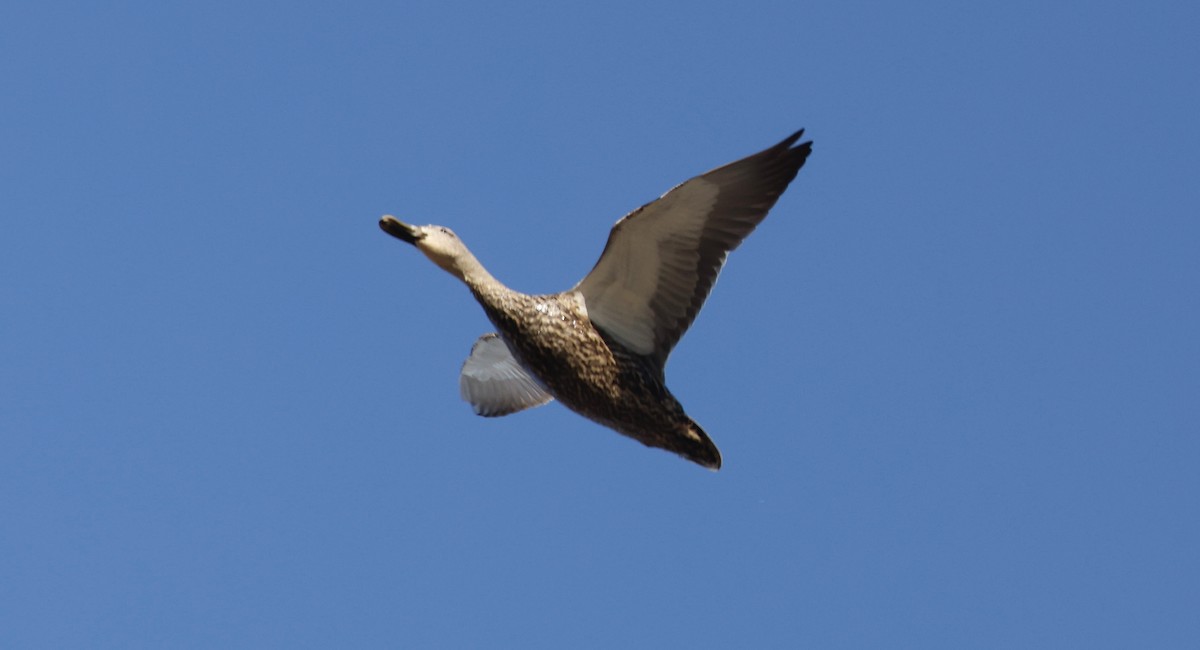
575,130 -> 812,367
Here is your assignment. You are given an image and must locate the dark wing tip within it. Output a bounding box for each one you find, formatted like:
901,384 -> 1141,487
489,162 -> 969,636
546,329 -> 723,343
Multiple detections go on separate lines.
778,128 -> 813,164
734,128 -> 812,193
775,128 -> 810,149
782,128 -> 806,145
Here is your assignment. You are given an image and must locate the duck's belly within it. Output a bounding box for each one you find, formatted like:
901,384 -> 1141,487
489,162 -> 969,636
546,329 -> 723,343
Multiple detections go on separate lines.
485,294 -> 678,426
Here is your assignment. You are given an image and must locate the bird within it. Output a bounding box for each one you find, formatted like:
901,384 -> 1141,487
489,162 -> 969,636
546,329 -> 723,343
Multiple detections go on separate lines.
379,130 -> 812,469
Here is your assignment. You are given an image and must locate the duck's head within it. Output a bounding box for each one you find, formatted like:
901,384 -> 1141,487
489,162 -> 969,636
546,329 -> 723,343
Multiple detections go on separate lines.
380,215 -> 474,280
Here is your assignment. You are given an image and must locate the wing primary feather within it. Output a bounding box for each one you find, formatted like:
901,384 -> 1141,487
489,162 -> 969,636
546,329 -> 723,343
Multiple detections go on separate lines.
575,131 -> 812,367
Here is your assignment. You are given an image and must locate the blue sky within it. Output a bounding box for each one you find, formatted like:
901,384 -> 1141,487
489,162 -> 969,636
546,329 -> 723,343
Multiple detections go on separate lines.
3,1 -> 1198,647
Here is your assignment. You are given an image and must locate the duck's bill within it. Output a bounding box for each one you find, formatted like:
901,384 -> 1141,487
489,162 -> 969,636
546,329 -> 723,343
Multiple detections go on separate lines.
379,215 -> 424,244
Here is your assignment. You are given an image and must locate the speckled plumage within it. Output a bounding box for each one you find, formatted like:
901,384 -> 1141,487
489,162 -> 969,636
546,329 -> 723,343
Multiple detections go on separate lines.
380,130 -> 812,469
472,287 -> 718,467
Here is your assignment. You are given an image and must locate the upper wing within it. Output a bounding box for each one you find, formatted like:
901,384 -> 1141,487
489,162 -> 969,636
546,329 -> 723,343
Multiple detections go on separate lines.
573,130 -> 812,367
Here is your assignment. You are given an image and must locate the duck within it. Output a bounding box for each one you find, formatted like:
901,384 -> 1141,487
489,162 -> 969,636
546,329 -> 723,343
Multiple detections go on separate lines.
380,130 -> 812,469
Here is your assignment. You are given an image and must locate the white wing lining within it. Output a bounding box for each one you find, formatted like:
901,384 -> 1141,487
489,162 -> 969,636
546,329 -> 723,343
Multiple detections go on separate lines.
459,333 -> 553,417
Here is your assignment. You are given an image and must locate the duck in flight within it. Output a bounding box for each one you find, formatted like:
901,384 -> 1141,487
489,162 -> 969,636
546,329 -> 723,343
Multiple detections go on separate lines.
380,130 -> 812,469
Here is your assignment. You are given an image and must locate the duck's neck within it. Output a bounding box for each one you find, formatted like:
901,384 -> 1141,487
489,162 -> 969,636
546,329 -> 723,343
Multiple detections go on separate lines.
452,253 -> 517,313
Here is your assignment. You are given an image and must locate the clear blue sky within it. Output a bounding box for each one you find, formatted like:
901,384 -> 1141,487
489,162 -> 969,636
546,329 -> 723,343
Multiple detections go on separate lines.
3,1 -> 1198,647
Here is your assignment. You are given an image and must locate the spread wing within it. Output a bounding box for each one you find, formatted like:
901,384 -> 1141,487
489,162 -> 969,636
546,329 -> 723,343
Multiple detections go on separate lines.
573,130 -> 812,367
459,333 -> 553,417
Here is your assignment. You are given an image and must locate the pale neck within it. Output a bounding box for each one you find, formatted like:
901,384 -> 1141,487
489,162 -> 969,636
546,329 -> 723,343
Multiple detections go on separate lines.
453,251 -> 516,310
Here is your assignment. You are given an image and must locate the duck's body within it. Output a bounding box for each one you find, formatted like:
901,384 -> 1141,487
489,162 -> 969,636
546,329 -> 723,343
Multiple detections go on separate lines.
475,289 -> 716,466
381,130 -> 812,469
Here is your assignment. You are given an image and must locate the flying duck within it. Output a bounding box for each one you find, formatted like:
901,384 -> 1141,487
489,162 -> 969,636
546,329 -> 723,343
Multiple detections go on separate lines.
380,130 -> 812,469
